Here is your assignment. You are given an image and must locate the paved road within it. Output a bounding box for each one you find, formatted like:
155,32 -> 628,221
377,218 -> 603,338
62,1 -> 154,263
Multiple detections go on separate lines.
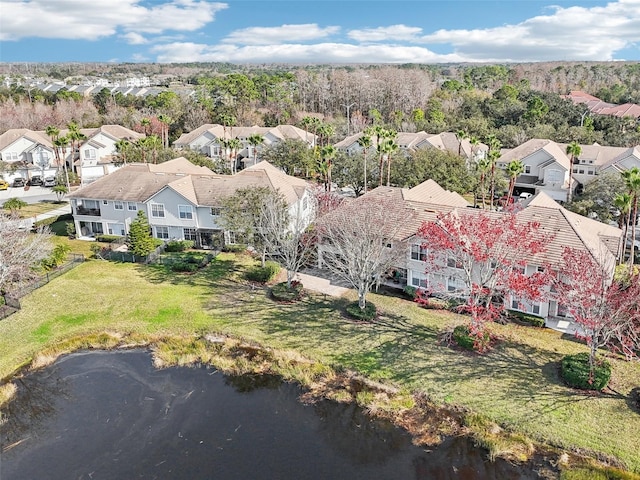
0,186 -> 59,204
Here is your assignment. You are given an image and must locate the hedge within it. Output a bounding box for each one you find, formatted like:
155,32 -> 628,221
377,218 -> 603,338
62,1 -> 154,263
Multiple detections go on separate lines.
506,309 -> 546,327
95,234 -> 123,243
165,240 -> 194,252
561,352 -> 611,391
245,261 -> 281,283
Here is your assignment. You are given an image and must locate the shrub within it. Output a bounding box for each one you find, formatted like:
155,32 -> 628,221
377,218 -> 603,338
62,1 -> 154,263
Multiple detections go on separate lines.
505,309 -> 545,327
403,285 -> 417,299
345,301 -> 377,321
41,244 -> 71,271
65,221 -> 76,238
423,297 -> 450,310
245,261 -> 280,283
165,240 -> 194,252
561,353 -> 611,391
95,234 -> 122,243
271,281 -> 304,302
222,244 -> 247,253
171,262 -> 198,273
453,325 -> 476,350
33,216 -> 58,230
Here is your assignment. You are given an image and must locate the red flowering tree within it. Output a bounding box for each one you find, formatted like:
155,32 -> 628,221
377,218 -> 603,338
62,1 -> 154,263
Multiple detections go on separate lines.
416,209 -> 552,350
553,247 -> 640,376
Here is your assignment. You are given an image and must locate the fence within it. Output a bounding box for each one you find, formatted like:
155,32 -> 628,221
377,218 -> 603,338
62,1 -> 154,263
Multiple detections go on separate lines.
101,241 -> 167,264
0,254 -> 85,320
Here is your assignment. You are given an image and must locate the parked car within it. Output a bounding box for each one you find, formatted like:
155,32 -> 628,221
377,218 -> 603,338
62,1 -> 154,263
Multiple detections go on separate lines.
29,175 -> 43,186
519,192 -> 533,200
12,177 -> 25,188
0,179 -> 8,190
43,176 -> 57,187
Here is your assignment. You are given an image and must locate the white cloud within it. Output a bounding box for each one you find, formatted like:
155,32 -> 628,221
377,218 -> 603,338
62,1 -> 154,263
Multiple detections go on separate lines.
420,0 -> 640,61
151,41 -> 466,64
121,32 -> 148,45
0,0 -> 227,41
222,23 -> 340,45
348,24 -> 423,43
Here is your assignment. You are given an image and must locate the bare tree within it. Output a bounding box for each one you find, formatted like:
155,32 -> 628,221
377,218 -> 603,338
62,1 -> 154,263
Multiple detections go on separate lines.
0,212 -> 52,294
317,195 -> 416,309
259,191 -> 317,287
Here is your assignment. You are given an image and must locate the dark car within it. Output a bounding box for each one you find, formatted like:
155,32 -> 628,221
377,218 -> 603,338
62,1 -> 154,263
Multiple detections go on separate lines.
29,175 -> 43,186
12,177 -> 25,188
43,176 -> 57,187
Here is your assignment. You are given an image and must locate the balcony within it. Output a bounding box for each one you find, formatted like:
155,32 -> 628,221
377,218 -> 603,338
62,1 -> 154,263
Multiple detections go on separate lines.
75,206 -> 101,216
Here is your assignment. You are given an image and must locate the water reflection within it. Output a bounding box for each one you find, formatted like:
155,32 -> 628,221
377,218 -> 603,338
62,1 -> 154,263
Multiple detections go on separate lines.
0,350 -> 539,480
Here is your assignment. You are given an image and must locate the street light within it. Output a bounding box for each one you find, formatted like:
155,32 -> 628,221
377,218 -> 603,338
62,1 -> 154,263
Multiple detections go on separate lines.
341,102 -> 356,136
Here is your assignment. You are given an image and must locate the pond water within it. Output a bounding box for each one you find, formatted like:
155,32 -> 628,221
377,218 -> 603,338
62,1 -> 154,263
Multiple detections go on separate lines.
0,350 -> 540,479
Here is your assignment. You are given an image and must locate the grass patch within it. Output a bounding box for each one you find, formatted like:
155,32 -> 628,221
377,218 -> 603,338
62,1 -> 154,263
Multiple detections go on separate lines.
0,253 -> 639,474
16,201 -> 67,219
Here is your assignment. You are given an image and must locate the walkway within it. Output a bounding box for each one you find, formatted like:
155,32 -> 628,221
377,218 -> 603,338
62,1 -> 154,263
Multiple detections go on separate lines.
296,268 -> 350,297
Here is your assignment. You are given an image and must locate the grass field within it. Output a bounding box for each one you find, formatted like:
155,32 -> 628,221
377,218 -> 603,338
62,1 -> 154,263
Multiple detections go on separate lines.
1,253 -> 639,474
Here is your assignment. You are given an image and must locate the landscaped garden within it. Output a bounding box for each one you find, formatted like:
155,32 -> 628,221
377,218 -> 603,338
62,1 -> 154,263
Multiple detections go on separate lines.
0,253 -> 639,477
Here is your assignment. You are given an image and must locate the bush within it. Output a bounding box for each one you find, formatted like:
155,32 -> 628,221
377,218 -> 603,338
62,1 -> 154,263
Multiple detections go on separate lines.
170,262 -> 198,273
165,240 -> 194,252
561,353 -> 611,391
505,309 -> 546,327
245,261 -> 281,283
271,281 -> 304,302
65,221 -> 76,238
345,301 -> 377,321
33,216 -> 58,230
453,325 -> 476,350
222,244 -> 247,253
95,234 -> 122,243
403,285 -> 417,299
423,297 -> 450,310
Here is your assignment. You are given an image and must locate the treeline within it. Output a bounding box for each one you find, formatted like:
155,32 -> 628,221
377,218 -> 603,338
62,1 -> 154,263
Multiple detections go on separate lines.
1,62 -> 639,147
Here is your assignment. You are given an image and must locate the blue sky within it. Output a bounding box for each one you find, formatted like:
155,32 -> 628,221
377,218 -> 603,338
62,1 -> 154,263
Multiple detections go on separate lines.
0,0 -> 639,63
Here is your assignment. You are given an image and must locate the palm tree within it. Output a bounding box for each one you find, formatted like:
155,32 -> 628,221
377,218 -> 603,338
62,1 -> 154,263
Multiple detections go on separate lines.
300,116 -> 313,145
247,133 -> 264,166
157,114 -> 172,148
317,122 -> 335,147
228,138 -> 243,173
565,141 -> 582,203
622,167 -> 640,267
54,135 -> 71,190
468,135 -> 479,161
146,135 -> 162,164
141,117 -> 151,136
384,139 -> 399,187
357,134 -> 372,194
66,121 -> 86,179
115,139 -> 131,165
485,135 -> 502,210
614,192 -> 632,264
476,157 -> 491,209
506,159 -> 525,200
456,129 -> 468,156
320,145 -> 336,191
219,114 -> 236,139
45,125 -> 61,169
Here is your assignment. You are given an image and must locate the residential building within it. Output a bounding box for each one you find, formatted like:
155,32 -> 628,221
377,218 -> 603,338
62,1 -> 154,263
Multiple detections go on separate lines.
0,128 -> 57,183
174,124 -> 316,169
67,158 -> 313,249
318,178 -> 622,330
565,91 -> 640,119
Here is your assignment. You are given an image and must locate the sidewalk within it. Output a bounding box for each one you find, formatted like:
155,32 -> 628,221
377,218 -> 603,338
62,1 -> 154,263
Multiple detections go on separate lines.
295,269 -> 350,297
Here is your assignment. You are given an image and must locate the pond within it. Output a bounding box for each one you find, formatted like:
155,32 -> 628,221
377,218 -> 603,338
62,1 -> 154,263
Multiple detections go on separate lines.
0,350 -> 540,479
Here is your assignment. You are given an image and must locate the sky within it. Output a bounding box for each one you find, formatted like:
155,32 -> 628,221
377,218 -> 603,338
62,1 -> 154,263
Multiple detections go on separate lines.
0,0 -> 639,64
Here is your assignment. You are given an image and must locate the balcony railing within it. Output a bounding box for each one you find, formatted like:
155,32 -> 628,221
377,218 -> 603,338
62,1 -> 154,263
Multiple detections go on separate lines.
76,207 -> 101,216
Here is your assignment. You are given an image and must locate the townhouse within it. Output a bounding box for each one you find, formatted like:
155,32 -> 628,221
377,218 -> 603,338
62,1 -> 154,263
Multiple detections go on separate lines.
173,124 -> 316,169
318,178 -> 622,329
67,157 -> 314,249
496,138 -> 640,202
0,126 -> 143,185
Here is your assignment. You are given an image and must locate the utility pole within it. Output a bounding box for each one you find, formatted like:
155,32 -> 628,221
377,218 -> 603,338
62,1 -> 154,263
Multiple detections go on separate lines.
341,103 -> 356,136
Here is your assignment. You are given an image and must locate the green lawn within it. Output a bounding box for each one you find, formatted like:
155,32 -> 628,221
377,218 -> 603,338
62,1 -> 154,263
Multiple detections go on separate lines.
1,254 -> 639,473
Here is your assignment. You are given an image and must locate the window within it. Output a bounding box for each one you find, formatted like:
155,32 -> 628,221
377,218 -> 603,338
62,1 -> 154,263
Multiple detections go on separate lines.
127,202 -> 137,211
411,276 -> 428,288
107,223 -> 125,236
179,205 -> 193,220
532,303 -> 540,315
151,203 -> 165,218
514,265 -> 526,274
578,169 -> 585,174
447,277 -> 463,292
411,245 -> 428,262
524,165 -> 531,174
155,226 -> 169,239
302,197 -> 308,211
184,228 -> 197,241
114,201 -> 124,210
572,167 -> 578,173
587,169 -> 594,175
225,231 -> 238,244
447,257 -> 462,269
4,152 -> 18,161
537,266 -> 545,272
84,148 -> 96,159
557,303 -> 569,317
211,207 -> 222,216
210,145 -> 221,157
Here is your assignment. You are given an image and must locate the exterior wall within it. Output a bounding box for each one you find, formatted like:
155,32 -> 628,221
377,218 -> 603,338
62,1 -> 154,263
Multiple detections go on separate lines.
145,188 -> 198,237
